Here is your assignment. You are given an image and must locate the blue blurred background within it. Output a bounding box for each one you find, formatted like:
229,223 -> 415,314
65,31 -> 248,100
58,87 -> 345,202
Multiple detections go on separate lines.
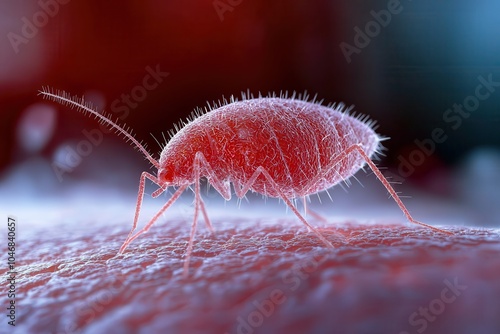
1,0 -> 499,226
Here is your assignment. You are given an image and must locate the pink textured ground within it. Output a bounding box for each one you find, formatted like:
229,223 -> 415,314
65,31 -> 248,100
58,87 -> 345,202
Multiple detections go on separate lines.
5,217 -> 500,334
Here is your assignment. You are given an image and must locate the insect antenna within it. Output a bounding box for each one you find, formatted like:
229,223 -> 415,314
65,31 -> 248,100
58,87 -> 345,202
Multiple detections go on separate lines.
39,86 -> 159,169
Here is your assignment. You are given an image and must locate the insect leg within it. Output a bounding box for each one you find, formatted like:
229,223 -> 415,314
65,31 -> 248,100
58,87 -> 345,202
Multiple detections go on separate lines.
194,152 -> 232,201
307,144 -> 452,235
198,198 -> 215,234
119,172 -> 163,253
302,196 -> 330,225
118,184 -> 188,253
234,167 -> 335,248
300,197 -> 314,231
302,197 -> 307,217
179,152 -> 234,277
183,153 -> 204,277
348,144 -> 453,235
190,152 -> 223,233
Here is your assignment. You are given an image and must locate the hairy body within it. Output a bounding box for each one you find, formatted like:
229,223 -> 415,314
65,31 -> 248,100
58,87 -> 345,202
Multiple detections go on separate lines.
160,98 -> 380,198
39,89 -> 452,276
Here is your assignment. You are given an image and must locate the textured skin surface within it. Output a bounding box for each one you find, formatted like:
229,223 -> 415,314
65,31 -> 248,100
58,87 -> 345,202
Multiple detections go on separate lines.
5,216 -> 500,334
159,98 -> 380,198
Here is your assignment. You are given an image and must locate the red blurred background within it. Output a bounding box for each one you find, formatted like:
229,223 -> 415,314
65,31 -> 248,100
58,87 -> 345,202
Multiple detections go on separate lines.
1,1 -> 352,169
1,2 -> 500,334
1,0 -> 500,225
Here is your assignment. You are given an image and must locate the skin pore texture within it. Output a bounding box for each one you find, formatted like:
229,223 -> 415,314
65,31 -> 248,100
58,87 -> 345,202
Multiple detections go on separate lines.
37,89 -> 453,280
2,1 -> 499,332
11,214 -> 500,334
8,91 -> 498,333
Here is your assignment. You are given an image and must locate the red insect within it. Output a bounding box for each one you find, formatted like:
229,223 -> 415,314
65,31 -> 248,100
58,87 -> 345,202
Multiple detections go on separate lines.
40,88 -> 451,275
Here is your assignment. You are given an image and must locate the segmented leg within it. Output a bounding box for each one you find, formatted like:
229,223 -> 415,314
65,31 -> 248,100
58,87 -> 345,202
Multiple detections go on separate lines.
350,145 -> 453,234
199,198 -> 214,234
232,167 -> 335,248
180,146 -> 453,277
119,172 -> 162,253
191,152 -> 335,250
118,184 -> 188,253
302,197 -> 329,225
183,155 -> 202,277
303,144 -> 453,235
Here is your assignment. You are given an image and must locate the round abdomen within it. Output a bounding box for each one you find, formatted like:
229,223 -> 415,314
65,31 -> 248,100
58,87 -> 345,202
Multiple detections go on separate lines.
195,98 -> 381,198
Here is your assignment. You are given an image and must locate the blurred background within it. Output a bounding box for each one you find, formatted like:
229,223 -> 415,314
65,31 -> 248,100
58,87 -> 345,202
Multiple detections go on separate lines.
1,0 -> 499,226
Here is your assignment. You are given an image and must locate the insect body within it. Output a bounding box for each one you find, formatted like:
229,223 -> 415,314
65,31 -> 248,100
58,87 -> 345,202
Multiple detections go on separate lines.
40,89 -> 451,276
160,97 -> 379,199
